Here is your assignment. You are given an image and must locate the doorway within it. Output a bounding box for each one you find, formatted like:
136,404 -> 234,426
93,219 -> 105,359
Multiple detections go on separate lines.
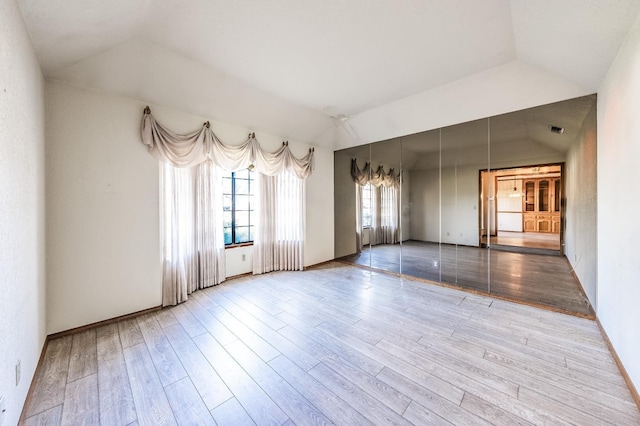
480,163 -> 562,254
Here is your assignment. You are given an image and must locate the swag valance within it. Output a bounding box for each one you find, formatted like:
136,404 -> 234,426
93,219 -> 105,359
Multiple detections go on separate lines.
141,107 -> 314,179
351,158 -> 400,188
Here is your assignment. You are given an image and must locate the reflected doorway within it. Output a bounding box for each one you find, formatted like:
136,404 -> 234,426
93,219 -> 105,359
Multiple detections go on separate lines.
480,164 -> 562,254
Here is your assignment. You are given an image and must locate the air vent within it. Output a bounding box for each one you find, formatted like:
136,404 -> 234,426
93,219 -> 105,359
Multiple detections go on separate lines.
549,125 -> 565,134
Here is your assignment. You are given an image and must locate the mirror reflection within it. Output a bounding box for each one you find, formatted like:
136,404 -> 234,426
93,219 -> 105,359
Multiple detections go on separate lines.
334,95 -> 596,317
369,138 -> 402,274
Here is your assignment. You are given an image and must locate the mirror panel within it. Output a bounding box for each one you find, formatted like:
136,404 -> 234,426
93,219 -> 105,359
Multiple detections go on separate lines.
440,119 -> 489,292
333,144 -> 371,268
368,138 -> 402,273
488,106 -> 567,304
399,129 -> 441,281
334,95 -> 597,317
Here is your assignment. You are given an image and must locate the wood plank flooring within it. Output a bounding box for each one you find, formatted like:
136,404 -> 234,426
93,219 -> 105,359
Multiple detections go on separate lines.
483,231 -> 561,251
342,240 -> 593,316
21,262 -> 638,425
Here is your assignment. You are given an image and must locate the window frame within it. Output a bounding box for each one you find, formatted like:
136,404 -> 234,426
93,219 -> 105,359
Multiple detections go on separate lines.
222,170 -> 255,247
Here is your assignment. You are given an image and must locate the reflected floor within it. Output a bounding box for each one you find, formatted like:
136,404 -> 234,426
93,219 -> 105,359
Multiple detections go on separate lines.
340,240 -> 593,317
481,231 -> 561,251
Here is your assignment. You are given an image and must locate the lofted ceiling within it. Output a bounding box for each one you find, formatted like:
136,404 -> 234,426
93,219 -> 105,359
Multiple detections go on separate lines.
16,0 -> 640,149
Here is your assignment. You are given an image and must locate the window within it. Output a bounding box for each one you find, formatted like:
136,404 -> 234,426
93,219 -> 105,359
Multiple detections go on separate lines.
222,169 -> 255,245
362,183 -> 372,228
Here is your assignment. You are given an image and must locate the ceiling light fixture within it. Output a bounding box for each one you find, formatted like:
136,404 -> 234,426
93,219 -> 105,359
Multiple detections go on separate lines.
509,177 -> 522,198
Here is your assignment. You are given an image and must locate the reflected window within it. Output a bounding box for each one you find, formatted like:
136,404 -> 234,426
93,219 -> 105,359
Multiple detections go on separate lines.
222,169 -> 255,245
362,183 -> 372,228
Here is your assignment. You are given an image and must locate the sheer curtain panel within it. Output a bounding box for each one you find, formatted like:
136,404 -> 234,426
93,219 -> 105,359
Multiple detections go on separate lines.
142,108 -> 313,306
161,161 -> 226,306
355,183 -> 363,253
253,171 -> 305,274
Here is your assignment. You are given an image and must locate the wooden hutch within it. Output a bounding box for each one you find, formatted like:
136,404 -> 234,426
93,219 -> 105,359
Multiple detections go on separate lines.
523,177 -> 561,233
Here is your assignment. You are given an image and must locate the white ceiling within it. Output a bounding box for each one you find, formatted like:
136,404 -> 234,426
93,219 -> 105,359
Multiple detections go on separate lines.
16,0 -> 640,149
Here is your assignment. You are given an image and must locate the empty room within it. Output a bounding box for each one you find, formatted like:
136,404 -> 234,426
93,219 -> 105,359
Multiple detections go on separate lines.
2,1 -> 640,425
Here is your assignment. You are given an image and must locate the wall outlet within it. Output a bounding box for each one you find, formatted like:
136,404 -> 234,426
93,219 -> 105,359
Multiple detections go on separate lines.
241,254 -> 246,261
15,360 -> 20,386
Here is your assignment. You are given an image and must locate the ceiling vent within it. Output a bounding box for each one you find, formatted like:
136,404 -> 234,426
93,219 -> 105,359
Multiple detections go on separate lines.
549,125 -> 565,134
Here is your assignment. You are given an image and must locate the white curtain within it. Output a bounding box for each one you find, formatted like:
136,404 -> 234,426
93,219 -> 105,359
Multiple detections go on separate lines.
253,171 -> 305,274
141,109 -> 314,178
161,161 -> 225,306
143,108 -> 312,306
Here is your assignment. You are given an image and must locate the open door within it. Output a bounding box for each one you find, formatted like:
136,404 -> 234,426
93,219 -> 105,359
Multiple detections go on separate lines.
480,164 -> 562,254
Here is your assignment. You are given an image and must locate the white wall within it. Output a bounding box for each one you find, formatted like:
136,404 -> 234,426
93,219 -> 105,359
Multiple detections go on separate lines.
410,165 -> 480,246
304,142 -> 334,266
496,180 -> 523,232
409,169 -> 441,243
597,13 -> 640,393
0,1 -> 46,424
46,82 -> 162,334
46,81 -> 334,334
564,104 -> 597,307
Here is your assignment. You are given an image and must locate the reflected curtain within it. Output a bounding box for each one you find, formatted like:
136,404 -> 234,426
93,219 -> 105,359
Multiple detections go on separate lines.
379,185 -> 399,244
371,184 -> 381,245
351,159 -> 400,247
253,171 -> 305,274
355,183 -> 363,253
144,108 -> 313,306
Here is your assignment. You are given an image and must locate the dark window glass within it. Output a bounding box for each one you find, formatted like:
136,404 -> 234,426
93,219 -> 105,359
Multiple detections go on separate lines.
222,170 -> 255,245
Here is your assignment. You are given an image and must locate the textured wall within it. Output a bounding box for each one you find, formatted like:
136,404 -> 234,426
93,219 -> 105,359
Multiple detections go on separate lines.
597,13 -> 640,394
0,1 -> 46,424
564,104 -> 598,307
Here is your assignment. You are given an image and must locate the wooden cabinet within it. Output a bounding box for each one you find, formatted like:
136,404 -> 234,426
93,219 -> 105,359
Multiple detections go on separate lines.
522,177 -> 560,234
523,213 -> 537,232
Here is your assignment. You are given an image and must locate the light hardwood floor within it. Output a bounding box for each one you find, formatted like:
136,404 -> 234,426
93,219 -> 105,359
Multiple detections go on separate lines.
21,262 -> 638,425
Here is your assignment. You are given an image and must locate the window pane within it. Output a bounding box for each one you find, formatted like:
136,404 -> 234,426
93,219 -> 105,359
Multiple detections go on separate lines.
362,183 -> 372,227
223,194 -> 232,211
235,226 -> 250,243
235,178 -> 249,194
235,195 -> 250,211
249,226 -> 254,242
236,169 -> 250,180
236,211 -> 249,227
363,213 -> 372,228
224,227 -> 232,245
223,211 -> 232,228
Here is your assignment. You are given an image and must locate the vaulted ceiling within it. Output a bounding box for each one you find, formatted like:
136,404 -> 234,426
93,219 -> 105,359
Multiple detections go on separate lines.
16,0 -> 640,149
